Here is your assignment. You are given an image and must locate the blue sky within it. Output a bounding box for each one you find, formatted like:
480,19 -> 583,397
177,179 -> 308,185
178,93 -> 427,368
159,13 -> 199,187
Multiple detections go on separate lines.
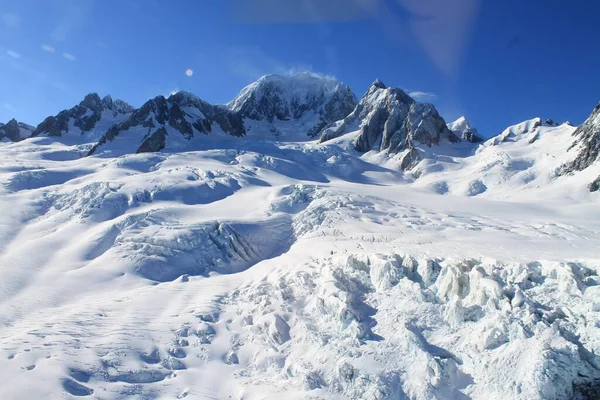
0,0 -> 598,136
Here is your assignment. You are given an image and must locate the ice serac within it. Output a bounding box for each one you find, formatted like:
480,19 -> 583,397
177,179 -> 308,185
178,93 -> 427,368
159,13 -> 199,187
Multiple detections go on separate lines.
0,119 -> 34,142
560,102 -> 600,191
228,72 -> 357,138
448,116 -> 483,143
320,79 -> 457,167
32,93 -> 134,138
88,91 -> 245,155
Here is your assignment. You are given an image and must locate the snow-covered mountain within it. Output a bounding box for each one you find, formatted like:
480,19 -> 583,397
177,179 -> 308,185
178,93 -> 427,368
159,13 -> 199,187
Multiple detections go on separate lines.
32,93 -> 134,138
448,116 -> 483,143
320,79 -> 458,169
0,119 -> 34,142
0,73 -> 599,400
228,72 -> 357,139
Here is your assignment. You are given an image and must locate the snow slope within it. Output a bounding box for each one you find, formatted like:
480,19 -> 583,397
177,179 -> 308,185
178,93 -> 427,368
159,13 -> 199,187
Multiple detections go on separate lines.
0,110 -> 599,400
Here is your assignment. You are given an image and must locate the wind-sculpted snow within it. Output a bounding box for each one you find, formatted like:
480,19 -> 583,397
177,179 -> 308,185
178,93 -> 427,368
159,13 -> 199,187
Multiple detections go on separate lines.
0,119 -> 599,399
89,211 -> 295,281
216,254 -> 600,399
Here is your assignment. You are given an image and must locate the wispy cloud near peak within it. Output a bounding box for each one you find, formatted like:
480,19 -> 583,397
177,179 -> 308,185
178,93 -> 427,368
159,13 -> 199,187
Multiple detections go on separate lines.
408,90 -> 437,102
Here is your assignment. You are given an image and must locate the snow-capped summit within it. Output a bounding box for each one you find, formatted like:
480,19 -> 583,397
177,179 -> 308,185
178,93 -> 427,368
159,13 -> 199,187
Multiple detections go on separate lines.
448,116 -> 483,143
0,119 -> 34,142
320,79 -> 457,169
32,93 -> 134,138
228,72 -> 357,138
561,102 -> 600,191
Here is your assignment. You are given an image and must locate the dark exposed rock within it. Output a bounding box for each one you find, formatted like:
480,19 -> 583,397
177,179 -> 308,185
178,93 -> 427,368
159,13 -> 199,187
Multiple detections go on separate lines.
137,127 -> 167,153
589,175 -> 600,192
560,102 -> 600,191
400,145 -> 421,170
32,93 -> 134,137
0,119 -> 34,142
319,80 -> 456,168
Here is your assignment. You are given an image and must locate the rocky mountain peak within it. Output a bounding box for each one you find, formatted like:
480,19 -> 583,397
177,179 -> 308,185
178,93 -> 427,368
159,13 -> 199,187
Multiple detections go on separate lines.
0,118 -> 34,142
33,93 -> 134,137
370,79 -> 387,89
80,93 -> 104,113
320,82 -> 456,169
448,116 -> 483,143
88,92 -> 245,156
561,101 -> 600,191
228,72 -> 357,137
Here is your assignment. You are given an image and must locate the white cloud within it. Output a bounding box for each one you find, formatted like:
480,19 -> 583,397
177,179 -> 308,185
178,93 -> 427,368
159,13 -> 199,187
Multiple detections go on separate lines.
2,13 -> 20,28
409,91 -> 437,102
62,52 -> 76,61
41,44 -> 56,54
185,69 -> 194,77
3,103 -> 16,113
224,46 -> 327,81
6,50 -> 22,60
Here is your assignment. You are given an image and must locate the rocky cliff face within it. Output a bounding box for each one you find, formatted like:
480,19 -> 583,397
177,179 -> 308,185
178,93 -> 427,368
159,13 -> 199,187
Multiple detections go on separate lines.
320,80 -> 457,169
88,91 -> 245,155
228,72 -> 357,137
561,102 -> 600,191
0,119 -> 34,142
32,93 -> 134,137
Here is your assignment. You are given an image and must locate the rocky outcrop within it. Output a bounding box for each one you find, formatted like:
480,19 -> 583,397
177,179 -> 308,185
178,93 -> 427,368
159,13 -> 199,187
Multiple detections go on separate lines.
33,93 -> 134,137
137,127 -> 167,153
319,80 -> 457,167
88,92 -> 245,155
0,119 -> 34,142
448,116 -> 483,143
228,72 -> 357,137
560,103 -> 600,191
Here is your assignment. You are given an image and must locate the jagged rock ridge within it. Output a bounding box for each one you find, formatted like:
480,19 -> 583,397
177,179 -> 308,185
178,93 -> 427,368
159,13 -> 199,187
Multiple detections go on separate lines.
33,93 -> 134,137
320,79 -> 458,169
561,102 -> 600,191
88,91 -> 245,155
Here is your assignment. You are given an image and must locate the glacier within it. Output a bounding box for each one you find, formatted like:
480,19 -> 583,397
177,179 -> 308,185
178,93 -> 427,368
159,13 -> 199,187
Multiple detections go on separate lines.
0,74 -> 599,399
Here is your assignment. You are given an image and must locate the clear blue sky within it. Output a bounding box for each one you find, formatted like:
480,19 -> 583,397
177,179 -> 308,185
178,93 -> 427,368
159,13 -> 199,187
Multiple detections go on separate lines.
1,0 -> 598,136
